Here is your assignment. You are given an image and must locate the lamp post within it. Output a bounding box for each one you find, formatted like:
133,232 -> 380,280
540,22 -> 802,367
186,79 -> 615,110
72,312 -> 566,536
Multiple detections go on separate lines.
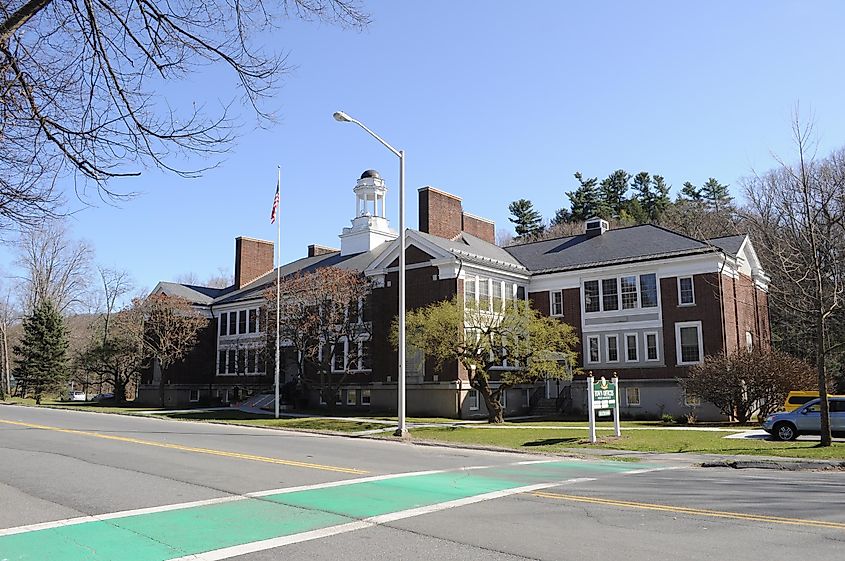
333,111 -> 407,437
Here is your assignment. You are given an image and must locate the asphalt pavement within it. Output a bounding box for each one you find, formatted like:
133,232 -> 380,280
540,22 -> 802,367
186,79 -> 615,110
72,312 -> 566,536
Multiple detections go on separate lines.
1,405 -> 843,561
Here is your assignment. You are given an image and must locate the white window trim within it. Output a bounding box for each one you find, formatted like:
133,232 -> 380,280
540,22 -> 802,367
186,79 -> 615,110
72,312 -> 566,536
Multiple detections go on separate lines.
601,278 -> 620,312
468,389 -> 480,411
189,389 -> 200,403
626,387 -> 641,407
675,320 -> 704,366
550,290 -> 564,316
331,340 -> 348,373
347,389 -> 357,406
625,332 -> 639,363
605,334 -> 619,363
361,389 -> 371,405
586,336 -> 600,365
620,275 -> 639,310
583,272 -> 659,314
500,388 -> 507,409
523,388 -> 531,408
644,331 -> 660,362
677,276 -> 695,306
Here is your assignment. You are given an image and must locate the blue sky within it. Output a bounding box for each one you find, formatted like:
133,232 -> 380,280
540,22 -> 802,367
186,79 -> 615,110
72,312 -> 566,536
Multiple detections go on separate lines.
2,0 -> 845,296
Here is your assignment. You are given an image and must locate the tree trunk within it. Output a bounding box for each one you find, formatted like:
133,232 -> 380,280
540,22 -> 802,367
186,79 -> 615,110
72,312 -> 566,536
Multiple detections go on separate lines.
816,315 -> 832,446
114,378 -> 127,402
478,384 -> 504,424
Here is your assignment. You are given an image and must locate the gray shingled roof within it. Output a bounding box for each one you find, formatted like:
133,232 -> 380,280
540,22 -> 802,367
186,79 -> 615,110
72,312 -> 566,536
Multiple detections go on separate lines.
155,282 -> 232,305
503,224 -> 721,274
414,230 -> 526,271
707,234 -> 747,257
213,243 -> 390,305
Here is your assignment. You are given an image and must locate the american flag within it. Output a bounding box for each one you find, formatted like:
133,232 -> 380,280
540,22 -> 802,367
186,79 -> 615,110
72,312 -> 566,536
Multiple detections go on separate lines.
270,179 -> 280,224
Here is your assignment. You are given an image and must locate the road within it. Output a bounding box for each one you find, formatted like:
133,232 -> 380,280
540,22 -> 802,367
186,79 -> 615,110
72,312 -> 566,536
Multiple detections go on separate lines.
1,405 -> 843,561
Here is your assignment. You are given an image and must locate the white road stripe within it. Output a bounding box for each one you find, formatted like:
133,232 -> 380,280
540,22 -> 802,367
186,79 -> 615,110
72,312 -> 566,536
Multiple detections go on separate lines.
166,477 -> 600,561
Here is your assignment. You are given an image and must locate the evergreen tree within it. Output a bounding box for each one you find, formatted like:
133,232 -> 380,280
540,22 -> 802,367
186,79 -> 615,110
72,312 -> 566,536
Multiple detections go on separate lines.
680,181 -> 703,201
631,171 -> 654,220
700,177 -> 733,212
599,169 -> 631,217
13,300 -> 69,404
567,172 -> 602,221
507,199 -> 544,237
651,175 -> 671,220
551,207 -> 571,226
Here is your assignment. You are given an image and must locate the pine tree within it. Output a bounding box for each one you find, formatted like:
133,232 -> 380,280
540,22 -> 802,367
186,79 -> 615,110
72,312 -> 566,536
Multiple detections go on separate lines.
700,177 -> 733,212
680,181 -> 703,201
507,199 -> 544,237
599,169 -> 631,217
631,171 -> 654,219
651,175 -> 671,220
567,172 -> 601,221
551,207 -> 571,226
13,300 -> 69,404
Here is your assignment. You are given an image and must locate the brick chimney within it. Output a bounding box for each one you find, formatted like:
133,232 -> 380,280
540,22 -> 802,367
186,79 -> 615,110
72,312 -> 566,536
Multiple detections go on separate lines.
418,187 -> 463,240
418,186 -> 496,244
308,244 -> 339,257
234,237 -> 274,289
461,212 -> 495,244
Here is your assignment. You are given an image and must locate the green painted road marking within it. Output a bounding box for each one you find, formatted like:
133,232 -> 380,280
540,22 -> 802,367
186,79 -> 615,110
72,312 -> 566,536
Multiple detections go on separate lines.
0,460 -> 654,561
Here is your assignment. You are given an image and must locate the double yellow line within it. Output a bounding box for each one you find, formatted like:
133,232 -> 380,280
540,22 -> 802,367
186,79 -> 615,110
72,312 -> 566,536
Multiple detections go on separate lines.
532,491 -> 845,530
0,419 -> 367,475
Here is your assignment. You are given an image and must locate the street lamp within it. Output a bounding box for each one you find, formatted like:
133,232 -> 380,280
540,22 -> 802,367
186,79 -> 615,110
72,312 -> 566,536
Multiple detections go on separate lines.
333,111 -> 407,437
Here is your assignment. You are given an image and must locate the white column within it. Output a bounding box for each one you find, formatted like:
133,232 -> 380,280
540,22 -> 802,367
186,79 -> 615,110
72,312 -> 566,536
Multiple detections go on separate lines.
587,374 -> 596,443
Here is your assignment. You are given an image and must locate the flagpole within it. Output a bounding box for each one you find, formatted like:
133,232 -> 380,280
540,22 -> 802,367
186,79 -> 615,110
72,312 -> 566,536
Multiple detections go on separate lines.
275,165 -> 281,419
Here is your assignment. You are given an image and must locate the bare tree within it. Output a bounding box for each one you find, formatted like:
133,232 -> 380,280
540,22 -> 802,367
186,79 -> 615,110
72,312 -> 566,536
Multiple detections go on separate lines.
15,219 -> 93,313
97,266 -> 133,344
0,0 -> 369,227
265,267 -> 371,410
742,115 -> 845,446
0,287 -> 17,399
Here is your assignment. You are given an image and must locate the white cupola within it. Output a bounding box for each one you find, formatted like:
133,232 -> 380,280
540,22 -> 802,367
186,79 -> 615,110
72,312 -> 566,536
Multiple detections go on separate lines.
339,170 -> 398,256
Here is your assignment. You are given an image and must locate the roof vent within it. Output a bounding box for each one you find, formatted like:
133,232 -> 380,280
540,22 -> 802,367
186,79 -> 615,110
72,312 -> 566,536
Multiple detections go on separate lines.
585,218 -> 609,238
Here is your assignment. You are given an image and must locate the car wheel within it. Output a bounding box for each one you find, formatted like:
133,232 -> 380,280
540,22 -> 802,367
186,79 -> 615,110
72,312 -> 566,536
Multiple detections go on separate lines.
774,422 -> 798,441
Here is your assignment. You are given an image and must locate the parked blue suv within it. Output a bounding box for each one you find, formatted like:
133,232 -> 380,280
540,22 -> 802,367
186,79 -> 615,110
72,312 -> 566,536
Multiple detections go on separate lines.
762,397 -> 845,441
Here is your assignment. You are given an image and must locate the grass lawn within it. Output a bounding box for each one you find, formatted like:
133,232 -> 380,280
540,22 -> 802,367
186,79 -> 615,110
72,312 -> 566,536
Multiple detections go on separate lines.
1,397 -> 163,415
408,426 -> 845,460
156,410 -> 390,432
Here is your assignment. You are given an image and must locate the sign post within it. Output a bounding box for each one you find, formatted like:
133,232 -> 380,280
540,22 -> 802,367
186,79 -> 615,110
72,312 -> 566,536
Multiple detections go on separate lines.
588,374 -> 619,443
612,374 -> 621,437
587,373 -> 596,443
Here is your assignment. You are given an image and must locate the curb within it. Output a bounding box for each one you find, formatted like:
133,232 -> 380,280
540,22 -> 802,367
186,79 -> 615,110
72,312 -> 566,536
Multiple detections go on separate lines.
701,459 -> 845,471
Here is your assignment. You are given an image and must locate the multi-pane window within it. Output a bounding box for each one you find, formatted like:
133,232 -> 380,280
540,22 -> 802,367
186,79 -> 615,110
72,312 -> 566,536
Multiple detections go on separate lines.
219,313 -> 228,336
551,290 -> 564,316
678,277 -> 695,305
246,349 -> 256,373
189,390 -> 200,402
248,309 -> 257,333
585,273 -> 659,313
606,335 -> 619,362
360,340 -> 372,370
626,387 -> 641,406
601,279 -> 619,311
492,281 -> 503,311
587,336 -> 600,363
504,282 -> 514,303
626,334 -> 638,362
639,274 -> 658,308
218,351 -> 226,374
361,389 -> 371,405
236,348 -> 246,374
228,311 -> 237,335
347,389 -> 357,406
332,343 -> 345,371
464,278 -> 477,306
584,280 -> 600,312
516,286 -> 526,300
621,276 -> 638,309
646,333 -> 659,361
227,349 -> 236,373
677,322 -> 703,364
478,278 -> 490,311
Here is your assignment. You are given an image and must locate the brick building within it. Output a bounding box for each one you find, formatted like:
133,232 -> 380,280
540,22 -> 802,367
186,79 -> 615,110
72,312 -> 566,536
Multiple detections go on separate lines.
139,170 -> 771,420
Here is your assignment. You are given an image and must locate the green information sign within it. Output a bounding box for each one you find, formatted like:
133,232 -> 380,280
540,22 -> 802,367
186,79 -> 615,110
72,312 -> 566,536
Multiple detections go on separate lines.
592,377 -> 616,410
